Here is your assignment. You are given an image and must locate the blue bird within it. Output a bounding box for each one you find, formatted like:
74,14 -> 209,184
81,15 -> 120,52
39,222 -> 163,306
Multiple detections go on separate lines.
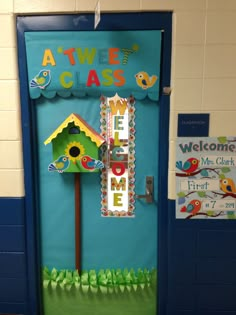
48,155 -> 70,173
30,69 -> 51,89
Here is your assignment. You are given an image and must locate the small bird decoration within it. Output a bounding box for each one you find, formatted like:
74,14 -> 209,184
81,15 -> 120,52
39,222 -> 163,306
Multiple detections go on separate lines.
181,199 -> 202,215
80,155 -> 104,171
30,69 -> 51,89
176,157 -> 199,174
220,177 -> 236,194
48,155 -> 70,173
135,71 -> 158,89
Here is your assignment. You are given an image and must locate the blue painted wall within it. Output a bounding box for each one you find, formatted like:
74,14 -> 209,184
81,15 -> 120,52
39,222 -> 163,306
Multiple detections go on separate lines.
167,200 -> 236,315
0,198 -> 27,314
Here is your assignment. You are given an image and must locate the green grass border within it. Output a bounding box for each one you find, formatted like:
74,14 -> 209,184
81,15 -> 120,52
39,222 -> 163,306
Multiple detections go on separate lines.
43,267 -> 157,293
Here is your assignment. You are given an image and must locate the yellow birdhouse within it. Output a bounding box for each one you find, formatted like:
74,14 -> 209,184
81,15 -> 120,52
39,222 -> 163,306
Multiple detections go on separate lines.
44,113 -> 105,173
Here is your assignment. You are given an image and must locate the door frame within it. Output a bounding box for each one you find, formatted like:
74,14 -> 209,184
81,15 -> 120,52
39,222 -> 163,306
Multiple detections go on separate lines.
17,12 -> 172,315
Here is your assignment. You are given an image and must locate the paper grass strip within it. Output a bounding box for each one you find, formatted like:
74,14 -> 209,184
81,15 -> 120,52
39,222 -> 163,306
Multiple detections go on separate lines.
43,267 -> 156,293
100,94 -> 136,217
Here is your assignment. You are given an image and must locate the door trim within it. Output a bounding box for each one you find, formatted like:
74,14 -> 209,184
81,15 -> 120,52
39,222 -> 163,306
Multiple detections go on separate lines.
16,12 -> 172,315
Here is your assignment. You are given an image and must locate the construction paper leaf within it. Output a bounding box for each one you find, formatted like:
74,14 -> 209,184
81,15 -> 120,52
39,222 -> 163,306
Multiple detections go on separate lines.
66,270 -> 73,282
90,285 -> 98,293
177,191 -> 186,198
59,282 -> 65,289
42,267 -> 156,293
178,197 -> 186,205
144,268 -> 151,282
81,272 -> 89,285
74,282 -> 80,290
43,280 -> 50,289
51,268 -> 58,281
81,285 -> 89,293
219,173 -> 226,179
73,270 -> 80,283
140,283 -> 145,289
221,167 -> 231,173
43,267 -> 50,281
227,212 -> 236,219
206,211 -> 215,216
51,280 -> 57,290
117,274 -> 125,285
126,285 -> 132,292
108,286 -> 114,294
119,284 -> 126,293
217,137 -> 227,144
125,272 -> 132,284
100,286 -> 108,294
65,284 -> 72,291
200,169 -> 208,176
197,191 -> 206,198
137,269 -> 145,284
57,270 -> 65,283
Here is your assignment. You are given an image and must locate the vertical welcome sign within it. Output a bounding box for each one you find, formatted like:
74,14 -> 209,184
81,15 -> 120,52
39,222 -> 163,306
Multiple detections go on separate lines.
100,95 -> 135,217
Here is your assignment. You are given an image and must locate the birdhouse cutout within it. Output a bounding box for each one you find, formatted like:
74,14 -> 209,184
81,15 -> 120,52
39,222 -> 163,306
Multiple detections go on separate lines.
44,113 -> 105,173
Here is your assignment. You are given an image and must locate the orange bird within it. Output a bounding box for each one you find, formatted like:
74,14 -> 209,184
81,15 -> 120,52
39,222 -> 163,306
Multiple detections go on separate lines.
220,178 -> 236,194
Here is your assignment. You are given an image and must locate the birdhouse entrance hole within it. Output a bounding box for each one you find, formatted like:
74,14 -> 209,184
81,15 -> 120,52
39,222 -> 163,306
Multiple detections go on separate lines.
69,126 -> 80,134
69,146 -> 80,158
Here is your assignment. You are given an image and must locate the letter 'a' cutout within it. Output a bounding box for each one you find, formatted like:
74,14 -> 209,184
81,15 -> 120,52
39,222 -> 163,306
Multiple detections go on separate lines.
100,94 -> 136,217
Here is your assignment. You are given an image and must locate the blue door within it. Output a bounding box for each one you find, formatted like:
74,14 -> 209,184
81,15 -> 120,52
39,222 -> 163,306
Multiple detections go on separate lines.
17,13 -> 171,315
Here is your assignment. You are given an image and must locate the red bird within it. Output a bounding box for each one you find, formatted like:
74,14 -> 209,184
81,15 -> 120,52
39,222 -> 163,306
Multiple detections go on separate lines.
181,199 -> 202,215
176,157 -> 199,174
80,155 -> 104,171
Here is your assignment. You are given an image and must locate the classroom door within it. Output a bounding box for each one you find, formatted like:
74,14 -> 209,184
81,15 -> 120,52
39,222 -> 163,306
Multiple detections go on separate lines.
17,13 -> 172,315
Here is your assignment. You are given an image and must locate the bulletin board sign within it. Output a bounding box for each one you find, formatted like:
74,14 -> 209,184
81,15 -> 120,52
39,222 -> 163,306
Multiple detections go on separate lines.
24,30 -> 162,101
176,137 -> 236,219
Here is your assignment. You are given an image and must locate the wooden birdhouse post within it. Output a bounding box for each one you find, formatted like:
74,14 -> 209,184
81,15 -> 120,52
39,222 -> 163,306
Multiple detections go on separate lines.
44,113 -> 105,272
44,113 -> 105,173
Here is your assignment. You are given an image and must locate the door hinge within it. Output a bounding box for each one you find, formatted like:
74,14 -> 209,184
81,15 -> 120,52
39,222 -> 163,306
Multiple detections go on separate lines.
163,87 -> 172,95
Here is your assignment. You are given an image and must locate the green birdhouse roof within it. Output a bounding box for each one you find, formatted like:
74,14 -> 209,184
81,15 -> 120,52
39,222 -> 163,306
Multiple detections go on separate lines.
44,113 -> 105,147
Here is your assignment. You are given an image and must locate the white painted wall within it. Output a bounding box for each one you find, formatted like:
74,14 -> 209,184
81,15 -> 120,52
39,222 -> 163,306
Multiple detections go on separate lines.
0,0 -> 235,199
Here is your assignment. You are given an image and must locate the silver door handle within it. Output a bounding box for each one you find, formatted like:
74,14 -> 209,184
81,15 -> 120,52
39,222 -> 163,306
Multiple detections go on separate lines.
136,176 -> 153,203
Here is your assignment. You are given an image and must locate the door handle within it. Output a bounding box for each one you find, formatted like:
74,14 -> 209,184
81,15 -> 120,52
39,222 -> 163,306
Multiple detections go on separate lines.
136,176 -> 153,203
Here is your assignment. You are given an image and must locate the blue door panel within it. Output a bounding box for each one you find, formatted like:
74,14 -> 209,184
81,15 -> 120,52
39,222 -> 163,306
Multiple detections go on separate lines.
169,255 -> 195,284
168,200 -> 236,315
200,312 -> 236,315
168,284 -> 195,309
197,230 -> 236,258
0,226 -> 25,252
169,228 -> 196,257
196,259 -> 236,284
0,278 -> 26,303
0,198 -> 25,225
0,253 -> 26,277
0,303 -> 26,314
198,285 -> 236,310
